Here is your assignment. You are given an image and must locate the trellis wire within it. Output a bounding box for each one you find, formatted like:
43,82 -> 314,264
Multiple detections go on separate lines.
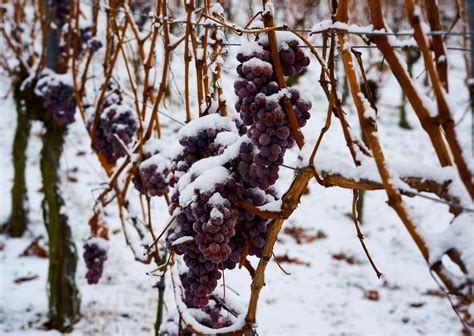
199,42 -> 470,52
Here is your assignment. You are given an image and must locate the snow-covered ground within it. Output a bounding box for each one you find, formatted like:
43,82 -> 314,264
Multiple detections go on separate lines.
0,27 -> 472,336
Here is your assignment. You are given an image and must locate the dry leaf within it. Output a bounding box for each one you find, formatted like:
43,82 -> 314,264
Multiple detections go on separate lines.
332,252 -> 359,265
283,226 -> 327,244
363,290 -> 379,301
274,254 -> 310,266
88,208 -> 109,240
21,240 -> 48,258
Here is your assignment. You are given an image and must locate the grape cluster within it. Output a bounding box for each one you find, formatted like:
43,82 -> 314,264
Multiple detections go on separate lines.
180,244 -> 222,307
133,140 -> 171,197
83,240 -> 107,285
92,85 -> 137,164
169,115 -> 240,187
168,178 -> 244,306
60,26 -> 103,57
234,40 -> 311,190
36,74 -> 76,126
166,117 -> 250,307
163,37 -> 312,328
179,272 -> 233,328
49,0 -> 71,28
191,178 -> 242,264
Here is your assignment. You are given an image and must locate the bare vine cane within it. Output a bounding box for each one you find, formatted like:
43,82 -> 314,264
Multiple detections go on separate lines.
244,168 -> 314,332
337,0 -> 472,327
366,0 -> 453,168
404,0 -> 474,199
424,0 -> 449,91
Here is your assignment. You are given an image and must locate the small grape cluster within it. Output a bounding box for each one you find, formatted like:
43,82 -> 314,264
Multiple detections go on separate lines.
179,272 -> 232,328
92,84 -> 137,164
83,240 -> 107,285
60,26 -> 103,57
133,140 -> 172,197
49,0 -> 71,28
36,73 -> 76,126
234,38 -> 312,190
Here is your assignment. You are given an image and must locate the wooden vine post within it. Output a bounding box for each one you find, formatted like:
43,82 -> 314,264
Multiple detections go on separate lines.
4,77 -> 31,237
41,0 -> 80,330
2,5 -> 31,237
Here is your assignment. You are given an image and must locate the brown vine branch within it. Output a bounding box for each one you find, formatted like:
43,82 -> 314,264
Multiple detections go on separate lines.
367,0 -> 453,168
404,0 -> 474,199
244,167 -> 314,331
351,190 -> 383,278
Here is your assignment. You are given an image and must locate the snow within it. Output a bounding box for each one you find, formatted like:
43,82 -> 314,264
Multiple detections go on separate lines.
311,20 -> 375,35
426,212 -> 474,280
214,131 -> 240,149
171,236 -> 194,246
177,114 -> 238,139
242,57 -> 272,70
1,3 -> 473,335
258,199 -> 282,212
140,153 -> 170,172
178,166 -> 231,206
358,93 -> 377,120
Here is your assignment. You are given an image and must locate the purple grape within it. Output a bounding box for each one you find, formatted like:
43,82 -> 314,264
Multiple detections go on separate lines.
83,240 -> 107,285
90,84 -> 136,164
36,74 -> 76,126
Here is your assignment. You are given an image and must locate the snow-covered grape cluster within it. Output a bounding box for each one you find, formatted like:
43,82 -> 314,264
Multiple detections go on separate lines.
234,37 -> 312,189
166,115 -> 282,309
49,0 -> 71,28
60,25 -> 103,57
91,83 -> 137,164
167,116 -> 244,307
83,239 -> 107,285
133,140 -> 172,197
35,73 -> 76,126
164,35 -> 312,324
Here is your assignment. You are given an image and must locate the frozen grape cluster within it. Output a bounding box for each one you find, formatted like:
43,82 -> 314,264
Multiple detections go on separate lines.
234,37 -> 312,190
83,239 -> 107,285
49,0 -> 71,27
35,73 -> 76,126
166,115 -> 283,310
60,25 -> 103,57
165,38 -> 312,317
133,140 -> 172,197
91,84 -> 137,164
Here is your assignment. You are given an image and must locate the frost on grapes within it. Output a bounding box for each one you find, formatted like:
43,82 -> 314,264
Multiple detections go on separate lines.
83,237 -> 108,285
163,33 -> 312,325
133,139 -> 172,197
35,71 -> 77,126
89,82 -> 137,164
